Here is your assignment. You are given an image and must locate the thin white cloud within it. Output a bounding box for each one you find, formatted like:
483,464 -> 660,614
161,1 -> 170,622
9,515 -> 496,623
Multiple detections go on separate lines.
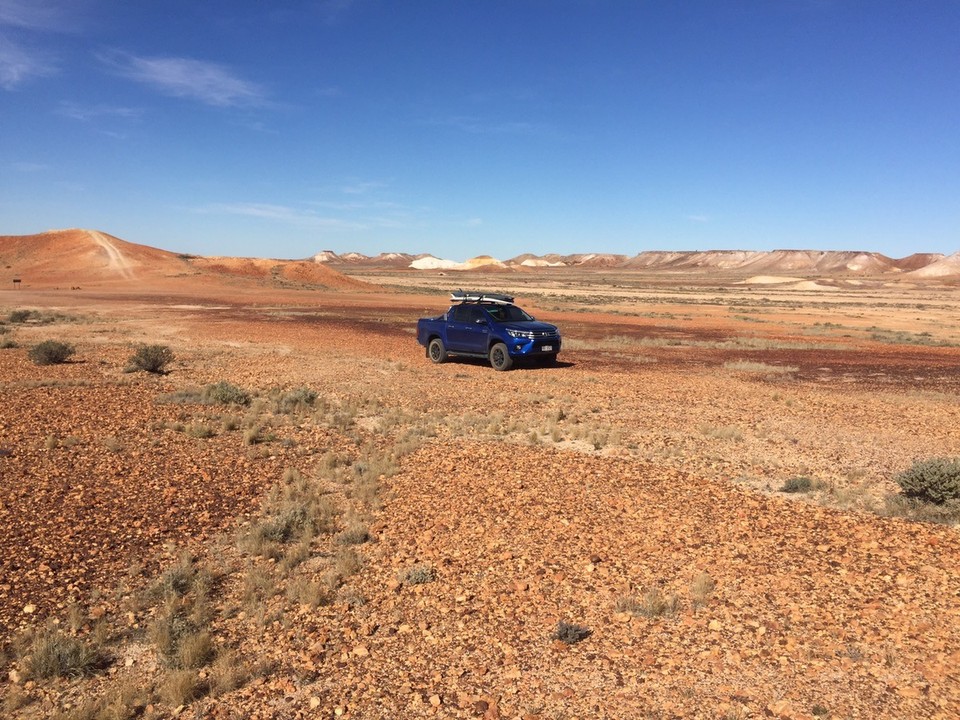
0,34 -> 55,89
0,0 -> 67,31
428,115 -> 544,135
100,51 -> 267,108
10,161 -> 48,172
687,214 -> 710,223
57,100 -> 141,121
341,179 -> 385,195
317,0 -> 355,25
198,202 -> 366,230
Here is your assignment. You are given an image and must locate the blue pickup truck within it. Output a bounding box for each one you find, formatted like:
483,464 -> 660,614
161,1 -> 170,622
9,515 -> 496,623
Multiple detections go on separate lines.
417,291 -> 562,370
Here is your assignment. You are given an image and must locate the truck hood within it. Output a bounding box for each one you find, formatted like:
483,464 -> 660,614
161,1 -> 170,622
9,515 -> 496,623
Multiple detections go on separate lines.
502,321 -> 558,334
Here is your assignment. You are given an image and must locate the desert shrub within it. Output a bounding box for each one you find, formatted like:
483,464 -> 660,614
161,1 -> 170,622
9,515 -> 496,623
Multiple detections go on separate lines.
28,340 -> 75,365
552,621 -> 591,644
159,669 -> 207,706
9,309 -> 33,323
23,628 -> 104,679
186,423 -> 216,439
257,506 -> 309,544
896,458 -> 960,504
0,337 -> 16,349
401,563 -> 434,585
128,344 -> 175,374
203,381 -> 250,406
177,630 -> 215,669
153,554 -> 198,598
882,495 -> 960,525
781,476 -> 815,493
336,524 -> 371,546
690,572 -> 716,608
616,588 -> 679,619
277,387 -> 317,413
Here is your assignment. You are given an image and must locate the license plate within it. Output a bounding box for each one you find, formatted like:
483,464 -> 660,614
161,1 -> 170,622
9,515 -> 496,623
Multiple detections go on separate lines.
542,345 -> 553,352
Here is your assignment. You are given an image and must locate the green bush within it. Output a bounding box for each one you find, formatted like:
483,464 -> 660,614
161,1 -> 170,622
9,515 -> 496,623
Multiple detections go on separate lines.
781,476 -> 814,493
552,621 -> 591,644
202,381 -> 251,406
28,340 -> 75,365
896,458 -> 960,504
129,344 -> 175,374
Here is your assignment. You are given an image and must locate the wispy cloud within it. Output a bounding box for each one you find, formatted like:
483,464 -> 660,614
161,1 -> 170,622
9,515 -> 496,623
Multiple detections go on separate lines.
57,100 -> 141,121
427,114 -> 545,135
687,214 -> 710,223
0,1 -> 79,90
0,0 -> 69,31
10,161 -> 48,172
197,202 -> 367,230
316,0 -> 355,25
100,51 -> 267,107
341,179 -> 385,195
0,34 -> 55,88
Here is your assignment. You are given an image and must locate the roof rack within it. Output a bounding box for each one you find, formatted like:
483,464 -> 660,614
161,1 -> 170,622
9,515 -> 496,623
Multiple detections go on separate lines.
450,289 -> 514,304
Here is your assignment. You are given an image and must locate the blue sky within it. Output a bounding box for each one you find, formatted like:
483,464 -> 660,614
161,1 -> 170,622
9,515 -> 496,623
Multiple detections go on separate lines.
1,1 -> 958,260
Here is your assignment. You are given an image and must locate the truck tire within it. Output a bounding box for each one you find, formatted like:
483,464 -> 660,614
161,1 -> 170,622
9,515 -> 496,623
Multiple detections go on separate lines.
489,342 -> 513,371
428,338 -> 447,364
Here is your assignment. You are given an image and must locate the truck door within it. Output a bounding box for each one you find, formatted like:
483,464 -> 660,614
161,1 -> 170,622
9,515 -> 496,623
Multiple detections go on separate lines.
447,305 -> 489,353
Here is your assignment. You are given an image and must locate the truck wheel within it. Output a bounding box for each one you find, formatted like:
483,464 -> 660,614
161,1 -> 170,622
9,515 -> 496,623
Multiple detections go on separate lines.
428,338 -> 447,363
489,342 -> 513,371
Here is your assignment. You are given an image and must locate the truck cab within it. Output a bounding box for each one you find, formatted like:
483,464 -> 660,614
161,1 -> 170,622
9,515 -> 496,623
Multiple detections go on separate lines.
416,291 -> 562,371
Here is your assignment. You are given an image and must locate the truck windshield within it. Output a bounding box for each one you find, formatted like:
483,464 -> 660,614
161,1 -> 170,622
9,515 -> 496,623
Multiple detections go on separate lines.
486,305 -> 534,322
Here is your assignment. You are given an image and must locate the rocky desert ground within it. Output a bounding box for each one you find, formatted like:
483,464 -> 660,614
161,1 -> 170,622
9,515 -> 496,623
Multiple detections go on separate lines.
2,230 -> 960,719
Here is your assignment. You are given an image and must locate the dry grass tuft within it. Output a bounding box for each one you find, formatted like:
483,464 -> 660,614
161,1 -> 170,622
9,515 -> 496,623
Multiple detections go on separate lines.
21,627 -> 104,679
159,668 -> 207,707
690,573 -> 716,608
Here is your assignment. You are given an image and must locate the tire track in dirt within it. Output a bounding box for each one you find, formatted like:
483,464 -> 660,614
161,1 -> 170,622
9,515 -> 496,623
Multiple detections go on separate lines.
88,230 -> 135,280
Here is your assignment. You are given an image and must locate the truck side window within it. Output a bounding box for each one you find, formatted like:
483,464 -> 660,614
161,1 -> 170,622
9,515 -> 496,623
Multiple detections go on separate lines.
451,305 -> 470,322
467,306 -> 487,324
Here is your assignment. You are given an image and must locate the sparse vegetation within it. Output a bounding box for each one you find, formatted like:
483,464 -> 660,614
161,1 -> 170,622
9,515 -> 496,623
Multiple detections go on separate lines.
895,457 -> 960,504
159,668 -> 206,706
552,620 -> 591,644
28,339 -> 75,365
723,360 -> 798,376
401,563 -> 434,585
781,476 -> 816,493
616,587 -> 680,619
336,523 -> 371,545
204,381 -> 251,406
21,626 -> 104,679
127,343 -> 175,373
699,423 -> 743,441
690,573 -> 716,608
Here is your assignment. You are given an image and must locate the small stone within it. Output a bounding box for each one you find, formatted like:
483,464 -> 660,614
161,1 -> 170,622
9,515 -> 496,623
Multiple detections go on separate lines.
8,669 -> 22,684
309,697 -> 321,709
708,619 -> 722,631
429,694 -> 441,707
23,603 -> 35,614
474,700 -> 489,714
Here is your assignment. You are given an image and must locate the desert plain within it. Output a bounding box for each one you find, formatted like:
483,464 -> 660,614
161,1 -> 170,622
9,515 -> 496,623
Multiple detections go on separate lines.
1,230 -> 960,720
